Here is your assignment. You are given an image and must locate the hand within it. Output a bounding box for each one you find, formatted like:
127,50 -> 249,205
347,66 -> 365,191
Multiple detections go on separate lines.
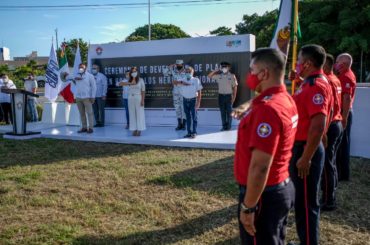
102,96 -> 106,100
231,107 -> 247,120
341,117 -> 347,129
288,70 -> 297,81
90,98 -> 95,104
196,102 -> 200,110
296,157 -> 311,178
240,211 -> 256,236
140,100 -> 144,107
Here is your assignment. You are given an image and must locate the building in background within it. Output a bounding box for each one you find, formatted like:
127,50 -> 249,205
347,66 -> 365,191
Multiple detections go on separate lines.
0,50 -> 48,70
0,47 -> 10,61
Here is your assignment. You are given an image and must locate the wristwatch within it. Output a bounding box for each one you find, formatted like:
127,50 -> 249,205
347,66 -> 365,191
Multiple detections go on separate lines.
240,203 -> 257,214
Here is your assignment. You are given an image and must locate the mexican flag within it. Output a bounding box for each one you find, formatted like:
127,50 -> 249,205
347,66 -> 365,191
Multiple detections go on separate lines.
270,0 -> 301,57
59,43 -> 75,103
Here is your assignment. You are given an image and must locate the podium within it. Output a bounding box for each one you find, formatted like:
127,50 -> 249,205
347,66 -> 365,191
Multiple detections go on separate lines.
1,88 -> 41,138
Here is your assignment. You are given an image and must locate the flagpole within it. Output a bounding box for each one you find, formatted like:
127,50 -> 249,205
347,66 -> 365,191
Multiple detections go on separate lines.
291,0 -> 299,95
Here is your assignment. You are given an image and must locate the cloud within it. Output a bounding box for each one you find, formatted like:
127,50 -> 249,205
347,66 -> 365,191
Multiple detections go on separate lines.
43,14 -> 59,19
99,24 -> 128,32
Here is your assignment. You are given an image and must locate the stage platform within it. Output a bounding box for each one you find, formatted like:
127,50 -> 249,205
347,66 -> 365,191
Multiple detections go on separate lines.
0,123 -> 237,150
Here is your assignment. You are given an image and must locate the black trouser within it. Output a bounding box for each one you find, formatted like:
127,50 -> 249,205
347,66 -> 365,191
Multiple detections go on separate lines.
322,121 -> 343,205
337,110 -> 352,181
218,94 -> 232,130
93,97 -> 106,126
0,102 -> 12,124
289,142 -> 324,245
238,179 -> 294,245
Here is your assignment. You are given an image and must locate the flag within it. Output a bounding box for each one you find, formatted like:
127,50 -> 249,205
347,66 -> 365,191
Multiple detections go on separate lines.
270,0 -> 296,56
73,43 -> 82,77
59,42 -> 75,103
45,43 -> 60,102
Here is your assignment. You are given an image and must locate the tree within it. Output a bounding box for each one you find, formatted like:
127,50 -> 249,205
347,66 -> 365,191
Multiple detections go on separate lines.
125,23 -> 190,42
57,38 -> 89,66
235,10 -> 278,48
209,26 -> 234,36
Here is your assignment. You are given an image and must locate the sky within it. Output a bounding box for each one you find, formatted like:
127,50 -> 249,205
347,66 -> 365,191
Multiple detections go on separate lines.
0,0 -> 280,58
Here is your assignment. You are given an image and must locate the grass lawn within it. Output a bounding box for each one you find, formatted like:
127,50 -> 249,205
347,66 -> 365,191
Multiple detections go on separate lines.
0,138 -> 369,244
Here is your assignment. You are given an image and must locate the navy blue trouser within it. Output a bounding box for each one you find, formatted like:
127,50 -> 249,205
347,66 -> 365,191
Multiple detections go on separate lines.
93,97 -> 106,126
218,94 -> 233,130
322,121 -> 343,205
183,97 -> 197,135
337,110 -> 352,181
122,98 -> 129,126
289,142 -> 324,245
238,180 -> 294,245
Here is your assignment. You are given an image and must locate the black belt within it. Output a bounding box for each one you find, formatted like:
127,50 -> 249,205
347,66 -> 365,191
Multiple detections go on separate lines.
183,97 -> 196,101
240,178 -> 290,193
219,93 -> 232,96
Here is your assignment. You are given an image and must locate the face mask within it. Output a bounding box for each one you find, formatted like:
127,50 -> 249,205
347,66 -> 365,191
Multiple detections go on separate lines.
186,73 -> 192,80
92,69 -> 98,75
79,68 -> 85,74
245,72 -> 262,91
177,66 -> 183,70
222,68 -> 228,74
334,63 -> 344,74
295,63 -> 305,77
131,72 -> 138,78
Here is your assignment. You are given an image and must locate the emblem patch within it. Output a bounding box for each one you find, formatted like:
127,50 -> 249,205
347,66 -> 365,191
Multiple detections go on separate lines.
346,83 -> 350,88
312,93 -> 324,105
257,123 -> 272,138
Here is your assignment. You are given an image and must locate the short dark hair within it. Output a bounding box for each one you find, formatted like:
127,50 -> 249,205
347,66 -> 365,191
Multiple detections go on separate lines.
325,53 -> 334,69
220,61 -> 231,67
300,44 -> 326,68
251,48 -> 285,75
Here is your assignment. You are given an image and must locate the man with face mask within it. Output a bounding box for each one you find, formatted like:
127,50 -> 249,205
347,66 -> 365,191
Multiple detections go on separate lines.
73,63 -> 97,133
24,73 -> 38,122
0,74 -> 16,124
234,48 -> 297,245
334,53 -> 356,181
289,44 -> 332,245
208,61 -> 238,131
165,59 -> 186,130
91,64 -> 108,127
175,66 -> 202,138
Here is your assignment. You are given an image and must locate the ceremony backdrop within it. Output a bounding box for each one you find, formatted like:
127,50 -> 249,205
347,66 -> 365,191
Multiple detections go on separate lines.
88,34 -> 255,126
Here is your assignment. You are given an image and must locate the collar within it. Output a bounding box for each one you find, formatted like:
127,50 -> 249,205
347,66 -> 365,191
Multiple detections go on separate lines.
252,85 -> 286,105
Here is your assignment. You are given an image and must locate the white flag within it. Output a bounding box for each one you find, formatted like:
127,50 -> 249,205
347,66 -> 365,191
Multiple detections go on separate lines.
270,0 -> 293,56
45,43 -> 60,102
70,43 -> 82,95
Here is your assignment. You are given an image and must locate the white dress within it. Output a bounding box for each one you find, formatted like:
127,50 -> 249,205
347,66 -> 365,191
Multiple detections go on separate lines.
128,78 -> 146,131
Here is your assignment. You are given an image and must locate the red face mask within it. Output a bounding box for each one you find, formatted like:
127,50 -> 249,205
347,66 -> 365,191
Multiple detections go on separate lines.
246,72 -> 261,90
295,63 -> 304,76
334,63 -> 344,74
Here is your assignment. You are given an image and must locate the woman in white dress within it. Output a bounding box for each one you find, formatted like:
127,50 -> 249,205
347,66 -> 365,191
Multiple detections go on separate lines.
118,67 -> 146,136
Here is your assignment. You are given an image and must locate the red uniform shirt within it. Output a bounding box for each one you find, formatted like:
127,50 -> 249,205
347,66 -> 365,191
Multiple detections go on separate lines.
326,72 -> 343,122
293,70 -> 332,141
338,68 -> 356,109
234,85 -> 298,186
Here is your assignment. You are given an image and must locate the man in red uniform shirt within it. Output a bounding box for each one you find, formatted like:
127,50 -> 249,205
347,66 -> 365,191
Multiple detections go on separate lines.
234,48 -> 298,244
335,53 -> 356,181
290,44 -> 331,245
321,54 -> 343,211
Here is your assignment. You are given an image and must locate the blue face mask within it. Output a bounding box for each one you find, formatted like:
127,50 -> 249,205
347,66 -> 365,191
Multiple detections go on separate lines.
186,73 -> 192,80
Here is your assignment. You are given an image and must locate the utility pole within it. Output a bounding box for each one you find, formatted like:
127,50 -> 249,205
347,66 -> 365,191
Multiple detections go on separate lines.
148,0 -> 151,41
55,28 -> 59,49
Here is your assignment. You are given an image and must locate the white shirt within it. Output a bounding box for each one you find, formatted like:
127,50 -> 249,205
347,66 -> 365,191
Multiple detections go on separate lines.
93,72 -> 108,98
0,79 -> 16,103
116,78 -> 130,99
71,72 -> 97,99
128,78 -> 145,96
180,77 -> 203,99
24,79 -> 38,100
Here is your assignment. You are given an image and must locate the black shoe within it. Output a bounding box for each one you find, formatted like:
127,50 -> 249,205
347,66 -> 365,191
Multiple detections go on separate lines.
78,128 -> 88,133
87,128 -> 94,134
191,133 -> 197,138
184,134 -> 192,138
